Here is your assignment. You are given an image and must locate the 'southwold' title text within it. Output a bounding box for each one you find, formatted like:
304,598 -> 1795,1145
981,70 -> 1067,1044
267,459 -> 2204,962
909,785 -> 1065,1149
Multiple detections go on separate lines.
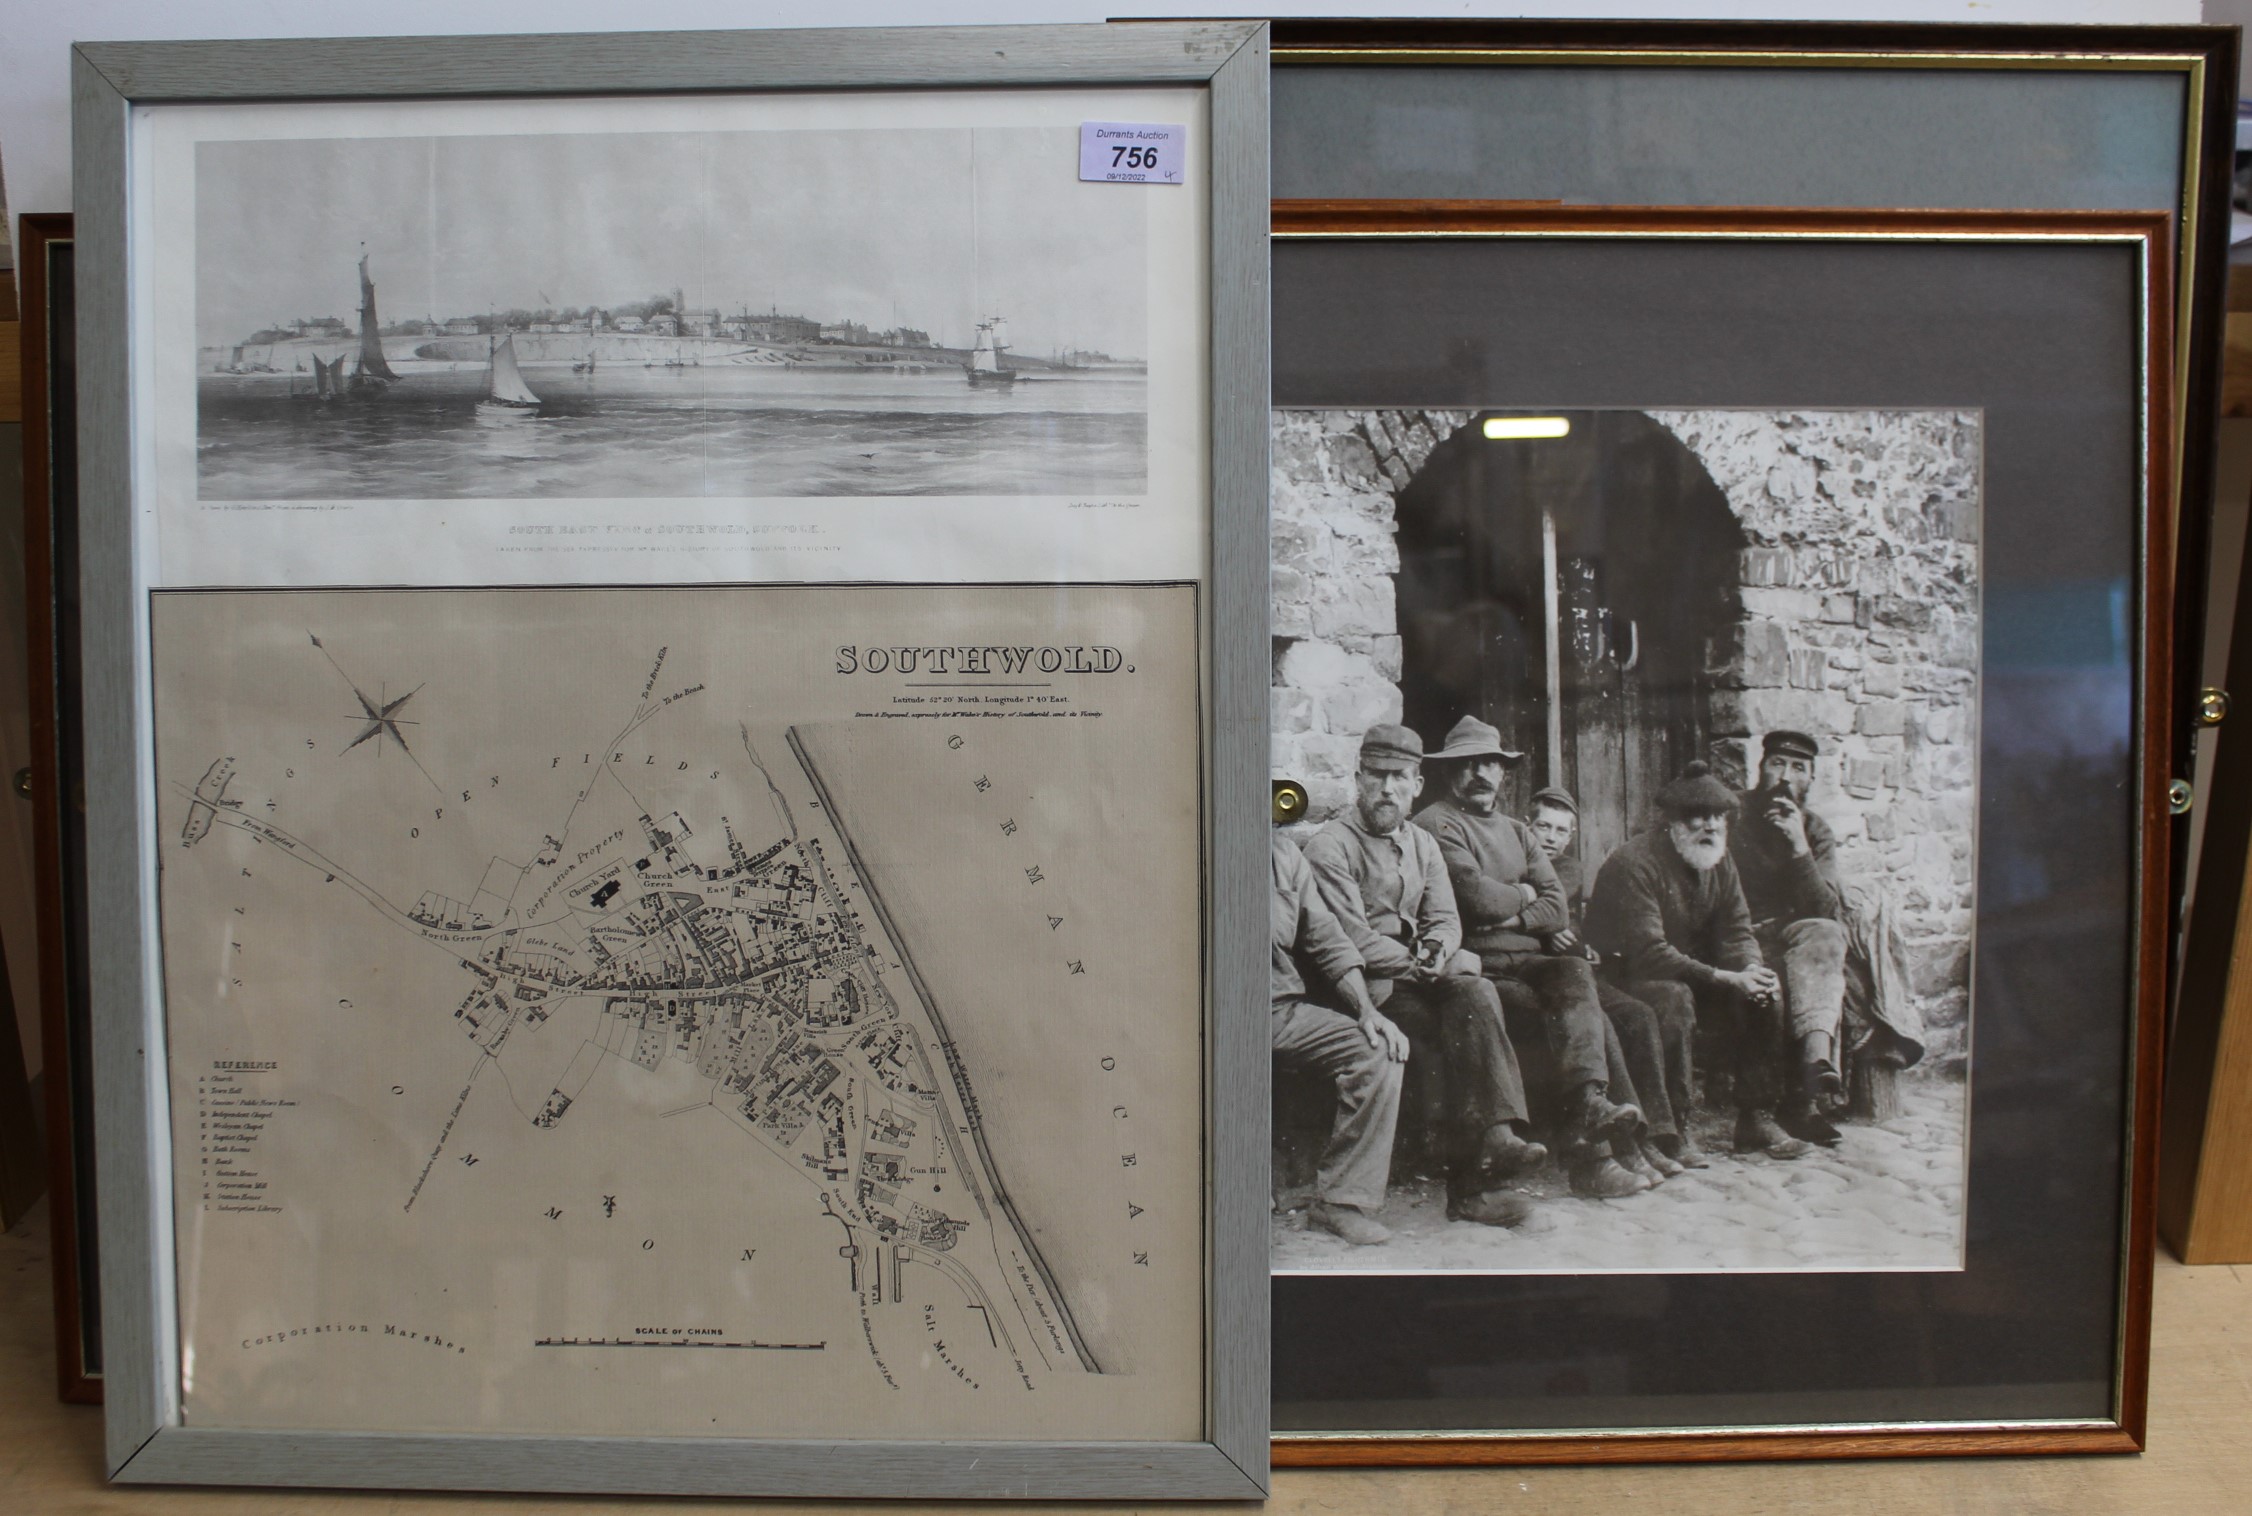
834,645 -> 1129,675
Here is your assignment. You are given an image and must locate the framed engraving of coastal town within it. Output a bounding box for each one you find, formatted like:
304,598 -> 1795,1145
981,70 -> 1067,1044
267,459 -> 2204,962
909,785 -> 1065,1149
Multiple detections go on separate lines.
73,23 -> 1270,1500
1266,203 -> 2172,1463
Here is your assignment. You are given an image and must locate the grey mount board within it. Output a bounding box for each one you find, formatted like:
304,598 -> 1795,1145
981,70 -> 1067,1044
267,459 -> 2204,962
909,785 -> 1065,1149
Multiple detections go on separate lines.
1271,65 -> 2187,210
74,21 -> 1269,1500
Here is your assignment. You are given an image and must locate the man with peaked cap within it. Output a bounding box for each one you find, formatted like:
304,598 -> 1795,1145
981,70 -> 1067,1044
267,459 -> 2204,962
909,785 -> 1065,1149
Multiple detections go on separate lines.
1270,828 -> 1409,1246
1526,785 -> 1700,1176
1412,715 -> 1647,1200
1586,759 -> 1813,1161
1303,724 -> 1550,1229
1732,730 -> 1926,1144
1729,730 -> 1851,1145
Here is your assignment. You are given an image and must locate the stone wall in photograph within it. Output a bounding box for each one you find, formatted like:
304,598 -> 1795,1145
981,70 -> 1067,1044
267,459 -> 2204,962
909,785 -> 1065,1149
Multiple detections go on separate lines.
1652,410 -> 1981,1049
1269,407 -> 1982,1046
1270,408 -> 1473,824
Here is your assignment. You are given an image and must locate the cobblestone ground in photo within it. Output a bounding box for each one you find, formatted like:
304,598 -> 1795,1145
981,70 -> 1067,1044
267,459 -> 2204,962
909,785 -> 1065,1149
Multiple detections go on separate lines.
1272,1070 -> 1966,1273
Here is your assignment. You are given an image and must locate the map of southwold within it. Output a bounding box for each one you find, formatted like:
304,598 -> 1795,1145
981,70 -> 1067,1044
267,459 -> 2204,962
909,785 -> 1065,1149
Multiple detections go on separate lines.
152,585 -> 1204,1442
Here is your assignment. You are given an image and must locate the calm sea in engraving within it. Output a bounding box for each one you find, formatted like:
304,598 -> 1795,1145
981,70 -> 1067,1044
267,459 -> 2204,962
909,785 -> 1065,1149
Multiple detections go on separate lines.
196,366 -> 1148,500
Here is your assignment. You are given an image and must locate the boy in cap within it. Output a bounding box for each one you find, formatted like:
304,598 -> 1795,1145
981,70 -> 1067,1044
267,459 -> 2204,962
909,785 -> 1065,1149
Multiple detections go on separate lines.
1585,760 -> 1811,1161
1304,724 -> 1549,1229
1527,786 -> 1699,1176
1413,715 -> 1647,1199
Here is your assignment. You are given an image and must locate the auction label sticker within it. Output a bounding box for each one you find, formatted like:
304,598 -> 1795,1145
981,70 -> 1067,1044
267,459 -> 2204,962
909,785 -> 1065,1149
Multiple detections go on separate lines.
1079,122 -> 1186,185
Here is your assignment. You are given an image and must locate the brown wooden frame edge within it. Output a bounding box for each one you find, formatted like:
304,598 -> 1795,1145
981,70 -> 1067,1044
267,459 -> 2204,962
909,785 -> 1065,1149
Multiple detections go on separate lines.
1268,200 -> 2176,1464
1276,1425 -> 2144,1467
19,210 -> 99,1406
1268,15 -> 2227,54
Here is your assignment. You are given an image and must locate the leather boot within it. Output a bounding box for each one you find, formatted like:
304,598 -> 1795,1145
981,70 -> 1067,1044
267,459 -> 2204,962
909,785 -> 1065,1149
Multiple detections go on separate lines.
1568,1155 -> 1650,1199
1309,1202 -> 1392,1246
1615,1138 -> 1666,1186
1568,1083 -> 1643,1150
1470,1124 -> 1549,1184
1801,1033 -> 1846,1114
1735,1109 -> 1813,1160
1657,1132 -> 1711,1170
1779,1100 -> 1844,1147
1639,1137 -> 1685,1179
1447,1188 -> 1535,1228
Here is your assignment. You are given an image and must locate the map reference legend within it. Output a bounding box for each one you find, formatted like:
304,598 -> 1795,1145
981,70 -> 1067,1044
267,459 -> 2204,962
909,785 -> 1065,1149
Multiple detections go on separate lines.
198,1060 -> 293,1213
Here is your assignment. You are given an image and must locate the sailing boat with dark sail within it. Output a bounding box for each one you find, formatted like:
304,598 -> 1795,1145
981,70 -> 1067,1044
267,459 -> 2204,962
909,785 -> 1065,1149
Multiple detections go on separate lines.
347,253 -> 400,395
479,334 -> 542,416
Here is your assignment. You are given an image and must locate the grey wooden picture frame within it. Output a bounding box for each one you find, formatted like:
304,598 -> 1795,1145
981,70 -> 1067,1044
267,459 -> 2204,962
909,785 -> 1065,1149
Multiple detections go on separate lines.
72,22 -> 1269,1500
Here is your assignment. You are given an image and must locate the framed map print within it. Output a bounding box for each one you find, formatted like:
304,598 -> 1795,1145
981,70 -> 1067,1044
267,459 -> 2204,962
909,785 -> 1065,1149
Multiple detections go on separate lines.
74,22 -> 1270,1500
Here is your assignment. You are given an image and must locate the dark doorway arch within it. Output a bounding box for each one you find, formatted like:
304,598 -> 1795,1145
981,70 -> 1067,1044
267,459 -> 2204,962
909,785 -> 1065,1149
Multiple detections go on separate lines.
1394,410 -> 1746,870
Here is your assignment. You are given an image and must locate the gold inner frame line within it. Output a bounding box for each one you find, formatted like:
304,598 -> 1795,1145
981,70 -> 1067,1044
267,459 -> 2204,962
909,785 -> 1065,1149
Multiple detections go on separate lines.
1271,47 -> 2208,71
1267,222 -> 2161,1442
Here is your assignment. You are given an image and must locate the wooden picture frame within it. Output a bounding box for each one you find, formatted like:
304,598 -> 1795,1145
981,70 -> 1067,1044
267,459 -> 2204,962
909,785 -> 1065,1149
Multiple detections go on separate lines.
1268,17 -> 2233,918
74,23 -> 1271,1499
1266,201 -> 2173,1463
19,211 -> 100,1405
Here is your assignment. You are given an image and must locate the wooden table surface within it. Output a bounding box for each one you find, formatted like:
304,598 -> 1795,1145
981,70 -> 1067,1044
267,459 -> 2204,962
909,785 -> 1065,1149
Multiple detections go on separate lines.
7,1199 -> 2250,1514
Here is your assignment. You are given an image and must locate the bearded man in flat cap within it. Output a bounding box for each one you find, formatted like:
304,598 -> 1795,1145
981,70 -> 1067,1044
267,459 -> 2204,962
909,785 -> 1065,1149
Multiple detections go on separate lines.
1733,730 -> 1927,1144
1412,715 -> 1646,1199
1585,760 -> 1812,1161
1303,724 -> 1550,1229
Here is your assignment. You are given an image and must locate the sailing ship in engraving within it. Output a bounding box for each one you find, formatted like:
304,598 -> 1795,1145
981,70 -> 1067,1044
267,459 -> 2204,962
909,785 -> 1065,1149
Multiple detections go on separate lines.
478,334 -> 542,416
346,252 -> 399,395
965,316 -> 1017,387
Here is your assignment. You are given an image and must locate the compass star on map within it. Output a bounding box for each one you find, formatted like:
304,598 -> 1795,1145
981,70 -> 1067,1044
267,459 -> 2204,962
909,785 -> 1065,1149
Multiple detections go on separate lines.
310,632 -> 443,792
343,683 -> 421,756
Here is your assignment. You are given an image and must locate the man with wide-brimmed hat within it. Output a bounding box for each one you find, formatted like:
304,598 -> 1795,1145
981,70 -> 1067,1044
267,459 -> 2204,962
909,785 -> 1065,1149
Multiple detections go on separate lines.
1413,715 -> 1647,1199
1585,759 -> 1810,1160
1526,784 -> 1700,1178
1270,828 -> 1410,1246
1732,730 -> 1926,1145
1303,724 -> 1550,1229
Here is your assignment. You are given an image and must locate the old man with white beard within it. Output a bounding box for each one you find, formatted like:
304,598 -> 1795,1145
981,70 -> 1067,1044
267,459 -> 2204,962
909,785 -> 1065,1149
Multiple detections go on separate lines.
1584,761 -> 1813,1161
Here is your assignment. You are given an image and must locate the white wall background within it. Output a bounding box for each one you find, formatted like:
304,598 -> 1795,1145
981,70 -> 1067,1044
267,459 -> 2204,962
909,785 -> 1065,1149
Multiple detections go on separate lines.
0,0 -> 2210,225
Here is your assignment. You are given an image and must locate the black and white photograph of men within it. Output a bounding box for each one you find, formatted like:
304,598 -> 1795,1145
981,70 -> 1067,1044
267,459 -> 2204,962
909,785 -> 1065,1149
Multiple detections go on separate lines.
1270,408 -> 1975,1273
